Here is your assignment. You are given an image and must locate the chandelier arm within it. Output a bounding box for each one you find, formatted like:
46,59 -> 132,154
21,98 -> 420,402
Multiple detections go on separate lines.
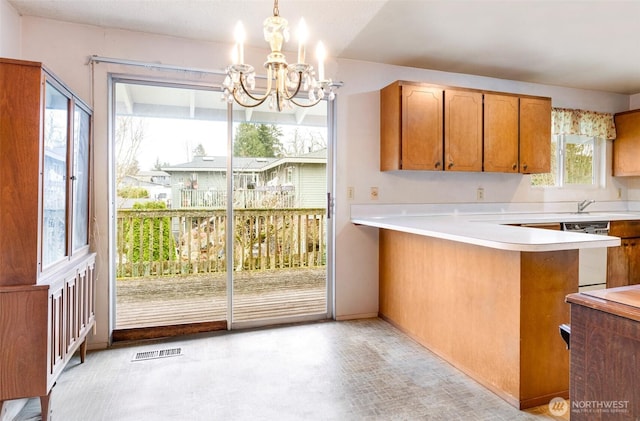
237,72 -> 272,103
280,71 -> 303,101
232,87 -> 269,108
289,96 -> 323,108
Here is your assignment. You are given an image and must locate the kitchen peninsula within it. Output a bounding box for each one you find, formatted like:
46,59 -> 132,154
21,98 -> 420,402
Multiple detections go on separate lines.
352,207 -> 634,409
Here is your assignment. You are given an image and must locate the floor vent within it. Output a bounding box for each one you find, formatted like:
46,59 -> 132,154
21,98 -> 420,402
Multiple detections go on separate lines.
132,347 -> 183,362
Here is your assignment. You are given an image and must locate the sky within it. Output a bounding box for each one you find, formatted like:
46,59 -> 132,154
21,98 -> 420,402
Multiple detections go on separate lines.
136,117 -> 227,170
130,116 -> 328,171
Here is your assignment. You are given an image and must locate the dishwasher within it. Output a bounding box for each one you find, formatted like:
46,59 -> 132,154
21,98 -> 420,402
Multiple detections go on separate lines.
561,221 -> 609,292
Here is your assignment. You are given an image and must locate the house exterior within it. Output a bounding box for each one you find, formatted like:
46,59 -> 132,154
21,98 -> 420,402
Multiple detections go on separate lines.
162,149 -> 327,208
118,171 -> 172,207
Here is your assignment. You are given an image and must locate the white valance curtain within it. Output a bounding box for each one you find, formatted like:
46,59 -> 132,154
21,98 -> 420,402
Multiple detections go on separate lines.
552,107 -> 616,139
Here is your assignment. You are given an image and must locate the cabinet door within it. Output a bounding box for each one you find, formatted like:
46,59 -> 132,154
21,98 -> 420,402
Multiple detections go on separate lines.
72,104 -> 91,253
42,81 -> 70,268
65,271 -> 79,353
484,94 -> 519,173
520,97 -> 551,174
48,283 -> 65,379
613,110 -> 640,176
607,242 -> 629,288
444,89 -> 482,171
402,85 -> 443,170
628,240 -> 640,285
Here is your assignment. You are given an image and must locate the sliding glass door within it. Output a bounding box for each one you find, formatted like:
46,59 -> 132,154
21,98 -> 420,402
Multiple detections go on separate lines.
230,102 -> 330,326
112,77 -> 332,333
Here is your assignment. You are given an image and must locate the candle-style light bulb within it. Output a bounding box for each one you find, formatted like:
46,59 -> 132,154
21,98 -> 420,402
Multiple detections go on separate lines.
297,18 -> 308,64
231,44 -> 238,65
316,41 -> 326,81
234,21 -> 245,64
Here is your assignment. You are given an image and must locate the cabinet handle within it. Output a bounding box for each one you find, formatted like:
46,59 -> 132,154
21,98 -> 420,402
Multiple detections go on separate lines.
522,164 -> 528,171
512,163 -> 517,170
448,162 -> 454,169
434,161 -> 441,169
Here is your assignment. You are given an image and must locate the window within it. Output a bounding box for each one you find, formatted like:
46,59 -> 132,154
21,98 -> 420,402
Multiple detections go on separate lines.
531,107 -> 615,188
531,134 -> 602,187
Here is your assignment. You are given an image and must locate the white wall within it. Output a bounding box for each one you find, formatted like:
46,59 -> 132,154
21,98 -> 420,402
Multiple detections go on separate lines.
17,16 -> 636,342
0,0 -> 20,58
631,93 -> 640,110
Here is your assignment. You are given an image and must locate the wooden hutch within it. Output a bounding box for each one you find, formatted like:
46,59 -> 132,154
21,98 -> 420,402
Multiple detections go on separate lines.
0,58 -> 96,421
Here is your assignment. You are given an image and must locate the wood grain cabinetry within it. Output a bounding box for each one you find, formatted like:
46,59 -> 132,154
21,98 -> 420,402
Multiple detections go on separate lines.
0,58 -> 95,421
0,257 -> 96,418
444,89 -> 483,171
380,80 -> 551,173
520,97 -> 552,174
380,82 -> 443,170
484,94 -> 519,172
613,109 -> 640,176
607,220 -> 640,288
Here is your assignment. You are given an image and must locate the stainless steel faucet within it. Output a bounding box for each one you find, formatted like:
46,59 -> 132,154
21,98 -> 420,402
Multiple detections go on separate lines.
577,199 -> 595,213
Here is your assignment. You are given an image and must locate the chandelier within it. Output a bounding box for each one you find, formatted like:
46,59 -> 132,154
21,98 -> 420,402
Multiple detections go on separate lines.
222,0 -> 336,111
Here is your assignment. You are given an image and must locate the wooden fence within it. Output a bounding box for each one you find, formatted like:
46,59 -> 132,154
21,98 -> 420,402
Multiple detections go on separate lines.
116,208 -> 326,278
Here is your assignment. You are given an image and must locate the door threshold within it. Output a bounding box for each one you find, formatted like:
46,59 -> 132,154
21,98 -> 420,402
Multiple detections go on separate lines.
112,320 -> 227,342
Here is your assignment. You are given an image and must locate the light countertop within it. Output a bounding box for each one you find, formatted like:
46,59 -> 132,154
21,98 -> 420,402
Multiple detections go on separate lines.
350,210 -> 640,252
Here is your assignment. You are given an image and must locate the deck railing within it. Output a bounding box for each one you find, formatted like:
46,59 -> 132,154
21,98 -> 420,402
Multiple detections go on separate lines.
116,208 -> 326,278
177,187 -> 295,209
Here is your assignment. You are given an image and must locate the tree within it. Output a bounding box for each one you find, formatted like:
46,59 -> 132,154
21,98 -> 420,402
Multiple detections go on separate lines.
153,157 -> 170,171
115,116 -> 146,186
283,127 -> 327,156
122,201 -> 175,267
192,143 -> 207,158
233,123 -> 283,157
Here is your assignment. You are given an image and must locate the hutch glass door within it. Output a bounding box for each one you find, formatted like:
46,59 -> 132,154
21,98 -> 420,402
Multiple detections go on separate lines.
42,81 -> 69,267
72,105 -> 91,252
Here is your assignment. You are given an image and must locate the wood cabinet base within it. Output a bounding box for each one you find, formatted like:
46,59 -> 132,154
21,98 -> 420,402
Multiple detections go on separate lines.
379,230 -> 577,409
0,254 -> 96,421
567,291 -> 640,420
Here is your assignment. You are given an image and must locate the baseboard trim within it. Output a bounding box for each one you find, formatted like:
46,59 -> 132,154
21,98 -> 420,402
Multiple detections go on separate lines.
335,312 -> 378,321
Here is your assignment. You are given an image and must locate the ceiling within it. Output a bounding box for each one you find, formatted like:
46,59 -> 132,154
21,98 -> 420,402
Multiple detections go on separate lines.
8,0 -> 640,95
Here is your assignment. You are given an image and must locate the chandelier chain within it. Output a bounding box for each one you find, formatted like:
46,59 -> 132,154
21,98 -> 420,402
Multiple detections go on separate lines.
273,0 -> 279,16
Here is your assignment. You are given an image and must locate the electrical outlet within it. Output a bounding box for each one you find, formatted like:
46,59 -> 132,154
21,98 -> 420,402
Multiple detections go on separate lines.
618,187 -> 623,199
477,187 -> 484,201
347,187 -> 354,200
370,187 -> 379,200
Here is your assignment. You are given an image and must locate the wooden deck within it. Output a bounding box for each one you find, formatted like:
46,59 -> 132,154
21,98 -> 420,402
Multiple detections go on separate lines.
115,268 -> 327,329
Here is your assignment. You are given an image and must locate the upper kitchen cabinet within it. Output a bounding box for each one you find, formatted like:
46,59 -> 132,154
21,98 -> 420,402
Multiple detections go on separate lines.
380,80 -> 552,174
612,109 -> 640,176
380,81 -> 443,171
444,89 -> 483,172
483,94 -> 519,173
519,97 -> 552,174
0,58 -> 92,286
